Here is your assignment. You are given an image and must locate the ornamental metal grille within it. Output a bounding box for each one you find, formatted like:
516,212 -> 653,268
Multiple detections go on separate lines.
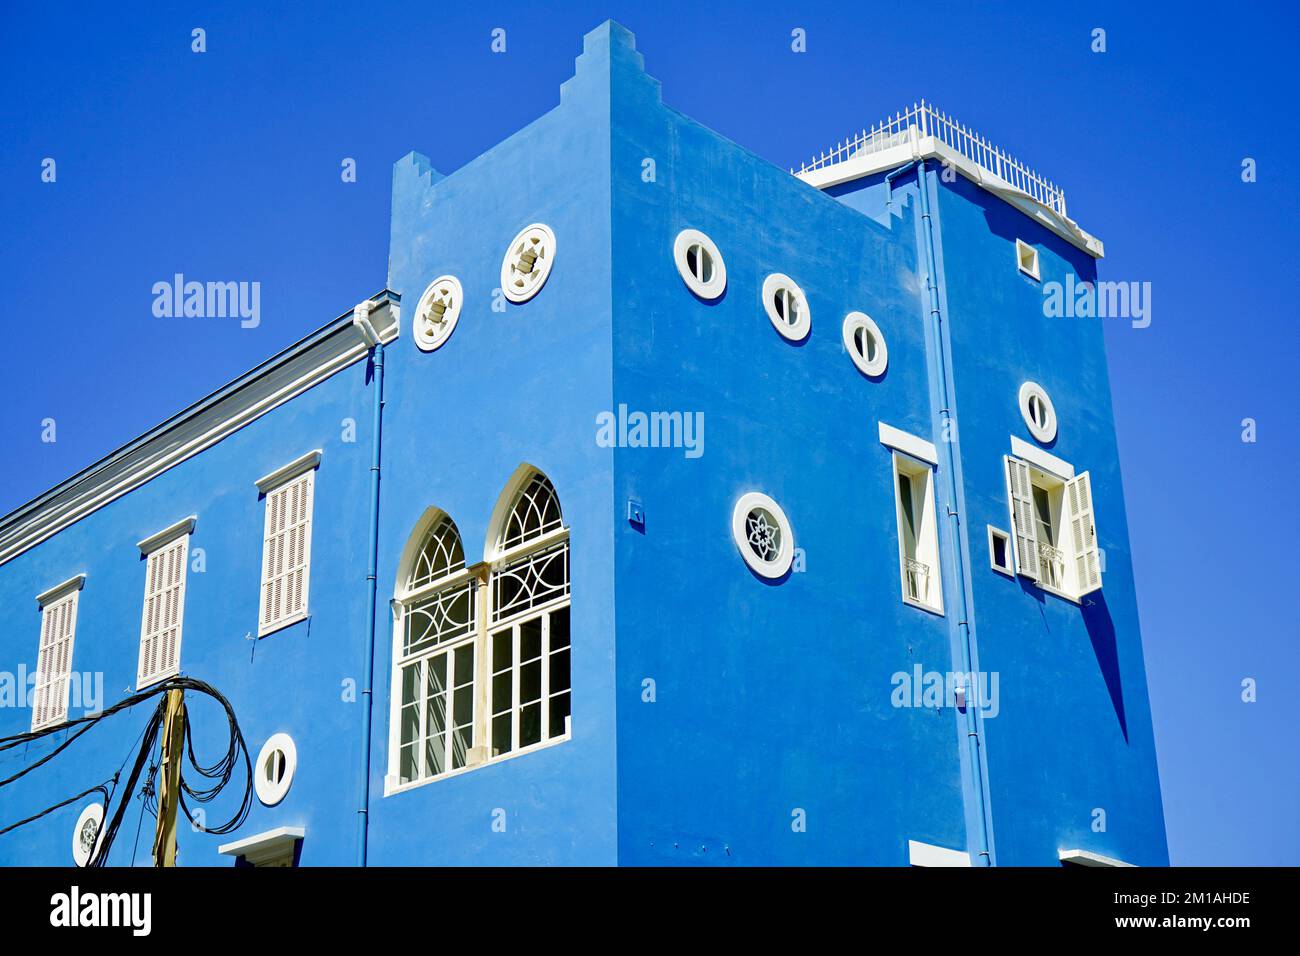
406,514 -> 466,593
404,581 -> 475,658
745,508 -> 782,563
492,542 -> 569,624
498,473 -> 564,553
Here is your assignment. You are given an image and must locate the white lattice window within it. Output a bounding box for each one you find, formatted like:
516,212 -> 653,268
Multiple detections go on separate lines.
256,452 -> 319,637
137,519 -> 194,688
1004,454 -> 1101,601
32,575 -> 84,731
386,471 -> 572,795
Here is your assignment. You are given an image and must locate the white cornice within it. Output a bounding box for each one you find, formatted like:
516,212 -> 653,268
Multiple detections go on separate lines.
1010,435 -> 1075,479
35,573 -> 86,608
0,293 -> 399,567
878,422 -> 938,466
137,515 -> 197,554
255,450 -> 322,494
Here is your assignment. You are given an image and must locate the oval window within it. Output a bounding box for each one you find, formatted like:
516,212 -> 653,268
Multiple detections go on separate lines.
673,229 -> 726,299
842,311 -> 888,376
762,274 -> 811,342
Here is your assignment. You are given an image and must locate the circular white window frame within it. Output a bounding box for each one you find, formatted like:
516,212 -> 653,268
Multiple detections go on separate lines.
1019,381 -> 1058,443
673,229 -> 726,299
72,802 -> 104,867
413,275 -> 463,352
842,311 -> 888,377
500,223 -> 557,303
255,732 -> 298,807
762,273 -> 811,342
731,492 -> 795,579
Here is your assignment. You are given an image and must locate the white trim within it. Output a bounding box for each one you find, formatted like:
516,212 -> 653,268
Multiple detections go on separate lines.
731,492 -> 795,579
36,573 -> 86,608
72,802 -> 104,867
673,229 -> 727,299
218,826 -> 305,864
413,275 -> 464,352
762,273 -> 811,342
1018,382 -> 1058,444
908,840 -> 971,867
1015,238 -> 1041,281
795,135 -> 1104,258
1058,848 -> 1135,868
878,422 -> 938,465
254,450 -> 322,494
1009,435 -> 1073,479
254,733 -> 298,806
0,296 -> 398,568
500,223 -> 556,303
136,516 -> 197,554
843,312 -> 888,377
987,525 -> 1014,577
891,453 -> 944,615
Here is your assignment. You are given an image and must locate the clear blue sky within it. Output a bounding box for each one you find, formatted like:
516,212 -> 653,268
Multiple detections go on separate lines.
1,1 -> 1296,865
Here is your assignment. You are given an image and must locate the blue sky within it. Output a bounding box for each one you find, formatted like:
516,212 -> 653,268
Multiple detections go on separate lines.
1,1 -> 1296,864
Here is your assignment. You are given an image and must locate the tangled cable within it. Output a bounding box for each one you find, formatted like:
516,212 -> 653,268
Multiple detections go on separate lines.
0,676 -> 252,865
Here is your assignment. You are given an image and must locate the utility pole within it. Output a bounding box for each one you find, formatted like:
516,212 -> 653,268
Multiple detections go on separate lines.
151,688 -> 186,867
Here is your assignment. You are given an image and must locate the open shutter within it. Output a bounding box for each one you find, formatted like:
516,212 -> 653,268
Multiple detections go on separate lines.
1004,455 -> 1040,580
34,590 -> 79,729
1066,471 -> 1102,596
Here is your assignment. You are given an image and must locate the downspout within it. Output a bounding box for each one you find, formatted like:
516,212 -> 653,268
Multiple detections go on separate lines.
912,160 -> 995,866
352,301 -> 385,867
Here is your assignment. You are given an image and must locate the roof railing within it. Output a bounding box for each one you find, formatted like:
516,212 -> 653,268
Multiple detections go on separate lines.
793,100 -> 1067,218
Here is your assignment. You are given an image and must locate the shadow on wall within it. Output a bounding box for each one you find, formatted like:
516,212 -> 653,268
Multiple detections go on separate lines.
1082,591 -> 1128,743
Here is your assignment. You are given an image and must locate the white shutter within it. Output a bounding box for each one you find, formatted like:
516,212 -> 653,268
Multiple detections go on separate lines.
1004,455 -> 1040,581
259,469 -> 314,634
1066,471 -> 1102,596
139,535 -> 188,686
33,589 -> 79,730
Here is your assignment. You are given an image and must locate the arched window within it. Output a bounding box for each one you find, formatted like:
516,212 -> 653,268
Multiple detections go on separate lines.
391,512 -> 477,786
386,472 -> 573,795
488,469 -> 570,760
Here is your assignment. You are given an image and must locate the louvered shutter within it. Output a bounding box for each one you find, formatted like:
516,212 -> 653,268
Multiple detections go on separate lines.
1004,455 -> 1040,581
139,536 -> 188,686
259,470 -> 314,633
33,590 -> 79,730
1065,471 -> 1102,596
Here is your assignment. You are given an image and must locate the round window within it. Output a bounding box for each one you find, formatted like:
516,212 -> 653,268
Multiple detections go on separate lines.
255,732 -> 297,806
500,223 -> 556,303
414,275 -> 463,352
72,802 -> 104,867
762,274 -> 810,341
842,311 -> 888,376
731,492 -> 795,578
673,229 -> 726,299
1018,381 -> 1057,443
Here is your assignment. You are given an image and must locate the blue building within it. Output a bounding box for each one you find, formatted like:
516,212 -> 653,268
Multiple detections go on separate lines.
0,22 -> 1167,867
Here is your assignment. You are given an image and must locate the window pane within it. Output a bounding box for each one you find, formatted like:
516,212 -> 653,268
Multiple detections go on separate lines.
453,685 -> 473,727
453,645 -> 474,687
425,734 -> 446,777
492,629 -> 512,672
492,672 -> 512,715
520,701 -> 542,748
492,713 -> 512,756
550,606 -> 570,649
400,742 -> 418,783
549,647 -> 571,695
549,691 -> 571,739
400,702 -> 420,747
520,618 -> 542,662
520,659 -> 542,705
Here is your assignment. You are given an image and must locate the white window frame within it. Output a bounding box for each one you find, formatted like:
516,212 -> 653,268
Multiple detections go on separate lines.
32,574 -> 86,731
500,223 -> 557,303
1015,238 -> 1040,280
891,451 -> 944,615
386,471 -> 572,797
673,228 -> 727,300
843,311 -> 888,377
731,491 -> 795,579
136,516 -> 195,688
762,273 -> 811,341
987,525 -> 1014,577
1018,381 -> 1058,444
1003,447 -> 1102,602
413,275 -> 464,353
255,450 -> 320,637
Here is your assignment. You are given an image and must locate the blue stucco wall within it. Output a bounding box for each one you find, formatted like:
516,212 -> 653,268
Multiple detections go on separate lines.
605,25 -> 969,865
0,356 -> 375,866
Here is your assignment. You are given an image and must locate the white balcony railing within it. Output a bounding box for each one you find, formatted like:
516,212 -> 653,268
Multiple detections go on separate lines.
904,558 -> 930,603
1037,542 -> 1065,590
793,100 -> 1068,218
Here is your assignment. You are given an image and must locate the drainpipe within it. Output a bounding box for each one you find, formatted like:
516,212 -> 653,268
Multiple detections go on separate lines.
352,301 -> 385,867
885,160 -> 917,211
911,161 -> 995,866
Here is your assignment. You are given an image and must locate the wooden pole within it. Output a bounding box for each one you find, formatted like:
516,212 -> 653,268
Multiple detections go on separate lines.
151,688 -> 186,867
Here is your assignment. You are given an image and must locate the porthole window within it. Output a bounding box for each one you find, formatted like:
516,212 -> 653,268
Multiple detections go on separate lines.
255,732 -> 297,806
673,229 -> 726,299
1019,381 -> 1057,443
762,274 -> 811,342
500,223 -> 556,303
414,275 -> 463,352
843,311 -> 888,376
731,492 -> 795,579
71,802 -> 103,867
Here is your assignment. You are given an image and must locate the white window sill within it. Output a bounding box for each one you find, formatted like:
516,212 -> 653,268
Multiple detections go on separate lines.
902,594 -> 945,617
1035,581 -> 1081,605
384,732 -> 572,798
137,667 -> 180,691
258,611 -> 309,639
